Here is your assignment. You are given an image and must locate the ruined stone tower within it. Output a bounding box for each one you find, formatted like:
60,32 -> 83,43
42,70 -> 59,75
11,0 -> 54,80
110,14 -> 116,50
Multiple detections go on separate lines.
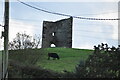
42,17 -> 73,48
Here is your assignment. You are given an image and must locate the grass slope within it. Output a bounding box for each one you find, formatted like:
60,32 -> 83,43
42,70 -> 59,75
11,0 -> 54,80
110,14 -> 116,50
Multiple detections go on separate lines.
36,48 -> 93,73
0,51 -> 2,60
0,51 -> 3,78
9,48 -> 93,73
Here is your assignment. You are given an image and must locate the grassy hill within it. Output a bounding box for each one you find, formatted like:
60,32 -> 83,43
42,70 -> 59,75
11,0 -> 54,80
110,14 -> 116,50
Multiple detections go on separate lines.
0,51 -> 2,60
0,51 -> 2,78
9,48 -> 93,73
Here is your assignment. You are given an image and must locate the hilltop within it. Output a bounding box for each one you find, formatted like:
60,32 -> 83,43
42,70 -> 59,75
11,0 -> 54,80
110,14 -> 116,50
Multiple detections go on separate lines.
9,48 -> 93,72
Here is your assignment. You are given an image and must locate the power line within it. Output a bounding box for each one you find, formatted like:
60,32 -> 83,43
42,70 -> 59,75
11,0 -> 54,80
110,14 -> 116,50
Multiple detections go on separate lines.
76,11 -> 119,16
74,29 -> 119,34
8,21 -> 119,35
1,16 -> 116,27
2,18 -> 119,35
0,0 -> 118,42
1,18 -> 119,35
29,2 -> 120,18
3,17 -> 118,33
17,0 -> 120,21
7,18 -> 119,35
7,21 -> 120,35
75,34 -> 118,41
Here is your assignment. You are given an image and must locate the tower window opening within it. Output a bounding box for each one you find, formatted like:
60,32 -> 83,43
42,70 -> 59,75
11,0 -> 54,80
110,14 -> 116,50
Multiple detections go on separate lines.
52,33 -> 55,36
51,44 -> 56,47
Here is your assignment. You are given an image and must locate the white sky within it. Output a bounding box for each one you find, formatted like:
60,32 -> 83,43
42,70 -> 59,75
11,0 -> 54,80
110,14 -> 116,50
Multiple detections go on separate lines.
0,0 -> 120,50
2,0 -> 120,2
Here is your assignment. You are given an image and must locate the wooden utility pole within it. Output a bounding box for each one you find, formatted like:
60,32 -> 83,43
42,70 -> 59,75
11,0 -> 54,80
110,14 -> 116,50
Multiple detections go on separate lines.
2,0 -> 9,79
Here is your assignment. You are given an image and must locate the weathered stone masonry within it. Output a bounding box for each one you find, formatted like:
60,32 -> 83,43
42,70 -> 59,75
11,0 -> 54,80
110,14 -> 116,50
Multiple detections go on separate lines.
42,17 -> 73,48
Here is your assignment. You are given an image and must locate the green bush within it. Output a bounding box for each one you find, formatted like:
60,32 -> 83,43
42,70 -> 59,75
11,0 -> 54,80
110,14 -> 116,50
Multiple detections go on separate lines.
9,48 -> 44,65
75,47 -> 120,78
8,59 -> 62,78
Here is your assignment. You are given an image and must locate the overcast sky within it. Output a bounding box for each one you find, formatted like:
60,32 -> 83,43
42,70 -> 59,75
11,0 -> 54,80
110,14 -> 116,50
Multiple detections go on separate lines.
0,0 -> 119,50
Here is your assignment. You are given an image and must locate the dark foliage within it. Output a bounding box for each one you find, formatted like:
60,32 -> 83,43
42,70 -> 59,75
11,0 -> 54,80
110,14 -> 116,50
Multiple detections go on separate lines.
8,60 -> 62,78
9,49 -> 44,65
75,43 -> 120,78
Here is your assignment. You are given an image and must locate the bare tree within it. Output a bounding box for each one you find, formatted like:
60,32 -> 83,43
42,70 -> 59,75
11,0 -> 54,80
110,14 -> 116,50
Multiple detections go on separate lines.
9,32 -> 41,50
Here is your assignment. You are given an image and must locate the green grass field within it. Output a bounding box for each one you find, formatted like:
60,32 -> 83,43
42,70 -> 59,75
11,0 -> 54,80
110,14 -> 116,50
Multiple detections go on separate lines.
0,51 -> 2,59
9,48 -> 93,73
0,51 -> 2,63
36,48 -> 93,73
0,51 -> 2,78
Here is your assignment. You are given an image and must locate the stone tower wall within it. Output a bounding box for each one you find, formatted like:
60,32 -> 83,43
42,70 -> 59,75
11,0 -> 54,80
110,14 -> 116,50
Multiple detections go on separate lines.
42,17 -> 73,48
